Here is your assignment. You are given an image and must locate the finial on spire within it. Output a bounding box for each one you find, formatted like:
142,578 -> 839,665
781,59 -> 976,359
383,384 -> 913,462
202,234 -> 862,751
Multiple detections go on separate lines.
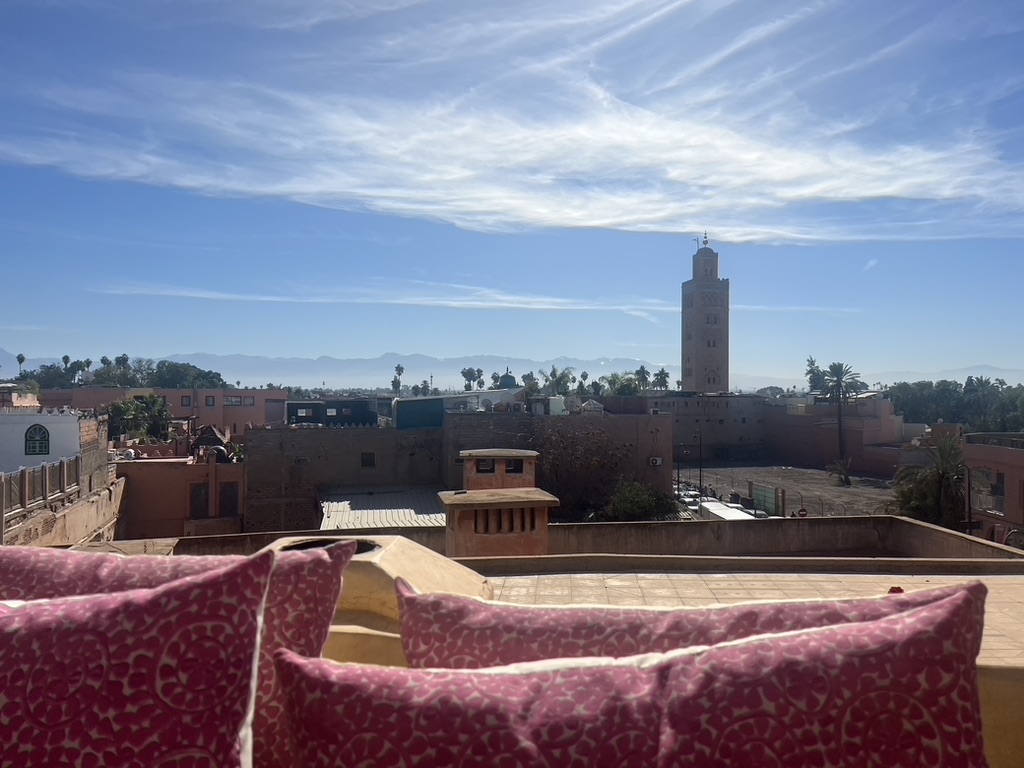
703,231 -> 709,247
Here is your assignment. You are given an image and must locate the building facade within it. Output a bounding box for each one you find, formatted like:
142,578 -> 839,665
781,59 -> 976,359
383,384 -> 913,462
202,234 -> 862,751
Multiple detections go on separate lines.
681,233 -> 730,394
0,409 -> 87,474
964,433 -> 1024,545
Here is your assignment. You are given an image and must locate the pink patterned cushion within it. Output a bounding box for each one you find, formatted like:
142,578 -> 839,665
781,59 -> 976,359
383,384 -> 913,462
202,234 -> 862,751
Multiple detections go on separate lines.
0,541 -> 357,768
278,582 -> 988,767
0,553 -> 274,768
397,578 -> 971,668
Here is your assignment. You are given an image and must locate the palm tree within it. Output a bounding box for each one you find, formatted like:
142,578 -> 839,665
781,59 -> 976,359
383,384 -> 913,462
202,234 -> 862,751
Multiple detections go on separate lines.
634,365 -> 650,390
576,370 -> 590,395
964,375 -> 996,430
16,353 -> 25,374
653,368 -> 670,389
601,372 -> 639,396
61,354 -> 71,370
891,435 -> 966,530
822,362 -> 861,485
541,365 -> 575,396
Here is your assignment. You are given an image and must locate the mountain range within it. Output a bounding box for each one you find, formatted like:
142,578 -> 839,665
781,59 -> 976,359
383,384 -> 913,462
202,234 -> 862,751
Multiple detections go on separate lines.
2,348 -> 1022,391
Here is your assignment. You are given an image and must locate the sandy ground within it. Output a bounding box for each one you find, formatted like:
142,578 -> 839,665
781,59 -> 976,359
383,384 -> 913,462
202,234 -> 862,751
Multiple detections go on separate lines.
676,463 -> 895,517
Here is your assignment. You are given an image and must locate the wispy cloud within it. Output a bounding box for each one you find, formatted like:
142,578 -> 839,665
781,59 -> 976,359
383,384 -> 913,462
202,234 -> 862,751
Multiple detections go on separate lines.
95,280 -> 677,319
863,258 -> 879,271
734,305 -> 862,313
2,0 -> 1022,242
98,280 -> 866,316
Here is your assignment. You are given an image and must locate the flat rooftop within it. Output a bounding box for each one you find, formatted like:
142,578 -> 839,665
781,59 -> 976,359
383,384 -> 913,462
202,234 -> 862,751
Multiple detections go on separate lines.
490,571 -> 1024,668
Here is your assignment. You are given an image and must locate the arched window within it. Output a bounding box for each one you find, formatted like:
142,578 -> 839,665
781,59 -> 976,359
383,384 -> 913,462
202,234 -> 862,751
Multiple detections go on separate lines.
25,424 -> 49,456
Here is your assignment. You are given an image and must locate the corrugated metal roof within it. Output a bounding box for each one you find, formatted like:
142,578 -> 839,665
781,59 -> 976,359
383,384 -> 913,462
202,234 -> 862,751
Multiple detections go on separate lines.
320,486 -> 446,530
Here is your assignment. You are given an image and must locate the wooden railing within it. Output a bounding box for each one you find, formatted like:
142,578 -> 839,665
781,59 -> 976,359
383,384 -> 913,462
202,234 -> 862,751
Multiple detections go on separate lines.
1,456 -> 82,533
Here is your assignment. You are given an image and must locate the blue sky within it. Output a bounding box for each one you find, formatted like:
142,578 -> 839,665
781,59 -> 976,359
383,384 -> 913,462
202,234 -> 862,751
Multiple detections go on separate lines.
1,0 -> 1023,388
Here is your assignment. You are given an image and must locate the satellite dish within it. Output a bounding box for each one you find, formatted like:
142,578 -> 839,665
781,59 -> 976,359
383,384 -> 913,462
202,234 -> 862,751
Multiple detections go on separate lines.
911,438 -> 920,447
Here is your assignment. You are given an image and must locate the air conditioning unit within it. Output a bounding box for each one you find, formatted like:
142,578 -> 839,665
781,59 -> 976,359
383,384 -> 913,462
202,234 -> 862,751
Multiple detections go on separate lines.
649,457 -> 663,467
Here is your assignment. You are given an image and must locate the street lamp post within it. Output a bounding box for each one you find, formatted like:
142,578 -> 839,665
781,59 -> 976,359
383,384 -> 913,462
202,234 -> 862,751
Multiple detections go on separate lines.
693,429 -> 703,496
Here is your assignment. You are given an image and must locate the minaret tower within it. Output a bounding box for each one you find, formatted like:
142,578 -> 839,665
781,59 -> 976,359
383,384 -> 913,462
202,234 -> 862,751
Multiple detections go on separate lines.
680,232 -> 730,393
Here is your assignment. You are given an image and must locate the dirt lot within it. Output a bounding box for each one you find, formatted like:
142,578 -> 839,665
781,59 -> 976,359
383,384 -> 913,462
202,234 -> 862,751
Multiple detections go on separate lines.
677,463 -> 896,517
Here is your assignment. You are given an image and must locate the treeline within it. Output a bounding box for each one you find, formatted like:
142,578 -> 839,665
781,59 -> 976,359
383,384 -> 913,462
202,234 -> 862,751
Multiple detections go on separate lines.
10,354 -> 229,390
887,376 -> 1024,431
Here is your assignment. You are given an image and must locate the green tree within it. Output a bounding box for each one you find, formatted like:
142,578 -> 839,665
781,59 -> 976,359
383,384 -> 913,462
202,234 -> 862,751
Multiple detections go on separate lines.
756,386 -> 785,398
822,362 -> 862,485
653,368 -> 670,389
393,364 -> 404,396
22,363 -> 75,389
131,357 -> 156,386
805,356 -> 827,392
634,365 -> 651,390
890,435 -> 965,530
533,421 -> 630,519
601,371 -> 639,396
107,395 -> 171,440
521,371 -> 541,395
460,367 -> 483,392
964,376 -> 997,430
592,480 -> 679,522
490,371 -> 501,388
150,360 -> 228,389
541,365 -> 575,396
16,353 -> 25,374
576,371 -> 590,395
100,356 -> 112,368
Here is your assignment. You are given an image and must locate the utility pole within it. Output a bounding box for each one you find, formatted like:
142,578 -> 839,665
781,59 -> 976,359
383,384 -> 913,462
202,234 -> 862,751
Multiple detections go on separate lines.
694,429 -> 703,496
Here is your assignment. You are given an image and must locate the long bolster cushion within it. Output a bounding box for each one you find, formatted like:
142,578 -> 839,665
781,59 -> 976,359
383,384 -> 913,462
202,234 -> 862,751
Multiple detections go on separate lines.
396,576 -> 974,669
277,582 -> 988,768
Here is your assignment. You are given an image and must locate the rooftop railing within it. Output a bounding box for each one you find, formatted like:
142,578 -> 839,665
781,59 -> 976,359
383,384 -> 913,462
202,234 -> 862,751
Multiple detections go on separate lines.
1,455 -> 82,534
965,433 -> 1024,450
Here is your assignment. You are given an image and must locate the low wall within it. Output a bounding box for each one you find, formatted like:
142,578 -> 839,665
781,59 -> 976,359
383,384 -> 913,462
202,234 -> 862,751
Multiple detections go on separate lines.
546,516 -> 1024,560
3,478 -> 124,547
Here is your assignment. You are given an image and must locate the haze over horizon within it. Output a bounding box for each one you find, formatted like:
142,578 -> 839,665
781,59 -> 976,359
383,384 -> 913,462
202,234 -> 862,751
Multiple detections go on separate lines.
2,1 -> 1022,384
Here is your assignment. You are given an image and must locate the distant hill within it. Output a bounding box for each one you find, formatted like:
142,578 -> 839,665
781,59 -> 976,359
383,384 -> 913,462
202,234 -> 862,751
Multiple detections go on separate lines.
2,348 -> 1021,391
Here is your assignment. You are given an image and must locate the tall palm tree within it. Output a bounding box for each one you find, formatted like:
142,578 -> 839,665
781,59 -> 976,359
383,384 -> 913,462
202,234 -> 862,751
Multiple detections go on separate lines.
576,370 -> 589,395
16,353 -> 25,374
634,365 -> 650,390
822,362 -> 861,484
653,368 -> 670,389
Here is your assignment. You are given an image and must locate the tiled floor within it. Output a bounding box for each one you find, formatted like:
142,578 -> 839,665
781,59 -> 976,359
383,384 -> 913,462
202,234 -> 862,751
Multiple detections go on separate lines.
489,572 -> 1024,667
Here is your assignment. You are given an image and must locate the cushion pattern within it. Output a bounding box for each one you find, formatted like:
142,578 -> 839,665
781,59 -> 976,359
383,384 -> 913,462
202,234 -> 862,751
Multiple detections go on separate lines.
397,578 -> 971,668
0,541 -> 357,768
279,582 -> 988,768
0,552 -> 274,768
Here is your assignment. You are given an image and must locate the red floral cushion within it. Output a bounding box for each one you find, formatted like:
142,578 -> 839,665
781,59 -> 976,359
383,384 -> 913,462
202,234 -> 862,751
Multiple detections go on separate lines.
397,578 -> 971,668
0,553 -> 274,768
278,582 -> 988,767
0,541 -> 357,768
